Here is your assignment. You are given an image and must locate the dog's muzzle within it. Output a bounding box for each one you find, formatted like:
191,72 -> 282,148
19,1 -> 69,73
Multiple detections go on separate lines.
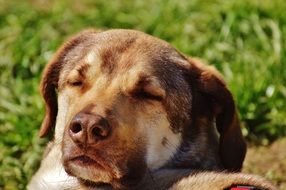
69,112 -> 111,146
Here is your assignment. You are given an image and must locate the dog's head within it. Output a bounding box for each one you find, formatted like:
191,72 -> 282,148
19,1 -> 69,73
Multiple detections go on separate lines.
39,29 -> 246,189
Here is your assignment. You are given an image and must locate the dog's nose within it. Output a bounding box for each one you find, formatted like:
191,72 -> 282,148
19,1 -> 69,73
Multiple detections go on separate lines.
69,112 -> 111,145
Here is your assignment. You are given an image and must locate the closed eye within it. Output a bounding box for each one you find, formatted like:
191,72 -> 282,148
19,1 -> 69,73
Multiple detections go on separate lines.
131,90 -> 163,101
68,80 -> 83,87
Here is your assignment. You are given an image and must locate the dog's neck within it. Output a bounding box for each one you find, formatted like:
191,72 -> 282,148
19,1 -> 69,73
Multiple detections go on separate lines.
139,168 -> 193,190
169,118 -> 221,171
78,168 -> 193,190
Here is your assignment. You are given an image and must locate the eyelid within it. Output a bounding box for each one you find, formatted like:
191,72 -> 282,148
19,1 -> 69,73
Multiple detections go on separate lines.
132,90 -> 163,101
66,65 -> 89,87
67,80 -> 83,87
128,77 -> 166,101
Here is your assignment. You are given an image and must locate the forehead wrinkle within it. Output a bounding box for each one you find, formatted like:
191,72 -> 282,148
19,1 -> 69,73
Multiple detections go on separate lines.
76,64 -> 90,77
117,63 -> 149,94
100,36 -> 138,76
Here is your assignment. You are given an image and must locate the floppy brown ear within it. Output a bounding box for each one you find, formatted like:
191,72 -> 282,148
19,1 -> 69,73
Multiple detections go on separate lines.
188,58 -> 247,172
39,29 -> 98,137
39,55 -> 61,137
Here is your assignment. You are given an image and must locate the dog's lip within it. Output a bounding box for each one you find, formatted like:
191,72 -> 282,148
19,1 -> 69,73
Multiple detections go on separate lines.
70,155 -> 105,169
67,155 -> 146,189
71,155 -> 95,163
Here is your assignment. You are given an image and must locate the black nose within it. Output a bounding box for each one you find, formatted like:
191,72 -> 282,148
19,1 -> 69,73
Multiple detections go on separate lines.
69,112 -> 111,145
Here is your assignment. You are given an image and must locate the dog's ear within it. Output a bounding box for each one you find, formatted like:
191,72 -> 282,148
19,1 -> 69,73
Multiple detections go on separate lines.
39,29 -> 97,137
39,56 -> 59,137
187,58 -> 246,172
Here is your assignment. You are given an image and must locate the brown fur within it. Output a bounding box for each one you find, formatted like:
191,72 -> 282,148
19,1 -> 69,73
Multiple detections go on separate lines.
39,29 -> 98,137
171,171 -> 277,190
29,29 -> 254,189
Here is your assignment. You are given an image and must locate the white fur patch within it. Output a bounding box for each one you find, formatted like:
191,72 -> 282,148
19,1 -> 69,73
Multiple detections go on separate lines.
143,110 -> 182,170
27,145 -> 77,190
54,92 -> 69,143
86,51 -> 97,64
85,50 -> 103,80
69,163 -> 112,183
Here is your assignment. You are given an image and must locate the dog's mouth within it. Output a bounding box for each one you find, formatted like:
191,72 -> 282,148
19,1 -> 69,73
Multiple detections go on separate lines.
63,153 -> 113,180
62,136 -> 147,189
64,153 -> 147,189
70,155 -> 104,168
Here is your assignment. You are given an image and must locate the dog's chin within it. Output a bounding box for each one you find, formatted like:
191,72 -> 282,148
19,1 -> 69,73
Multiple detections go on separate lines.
63,156 -> 146,189
63,157 -> 113,183
67,167 -> 145,189
78,174 -> 146,190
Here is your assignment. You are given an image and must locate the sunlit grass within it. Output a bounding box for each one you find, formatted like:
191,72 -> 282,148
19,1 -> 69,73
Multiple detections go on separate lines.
0,0 -> 285,189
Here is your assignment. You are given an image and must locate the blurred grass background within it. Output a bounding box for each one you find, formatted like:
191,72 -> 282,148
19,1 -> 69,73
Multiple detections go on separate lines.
0,0 -> 285,189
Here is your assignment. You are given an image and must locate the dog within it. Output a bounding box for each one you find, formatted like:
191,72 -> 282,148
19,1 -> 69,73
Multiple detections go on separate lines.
28,29 -> 275,190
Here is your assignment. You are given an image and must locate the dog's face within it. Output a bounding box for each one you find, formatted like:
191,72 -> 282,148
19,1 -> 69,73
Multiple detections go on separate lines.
39,29 -> 246,189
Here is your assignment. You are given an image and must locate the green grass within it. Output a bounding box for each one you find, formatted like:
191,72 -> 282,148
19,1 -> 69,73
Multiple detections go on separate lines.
0,0 -> 285,189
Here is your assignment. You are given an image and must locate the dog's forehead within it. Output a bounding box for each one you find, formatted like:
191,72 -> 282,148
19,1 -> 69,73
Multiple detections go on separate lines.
87,30 -> 170,68
64,29 -> 179,66
60,29 -> 190,89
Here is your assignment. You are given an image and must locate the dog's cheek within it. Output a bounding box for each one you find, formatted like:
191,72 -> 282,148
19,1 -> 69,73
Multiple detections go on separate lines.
137,106 -> 182,170
54,91 -> 70,143
114,149 -> 147,188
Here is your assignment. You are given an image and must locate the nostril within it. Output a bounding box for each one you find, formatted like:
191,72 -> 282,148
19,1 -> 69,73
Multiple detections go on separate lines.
70,123 -> 82,134
91,126 -> 109,139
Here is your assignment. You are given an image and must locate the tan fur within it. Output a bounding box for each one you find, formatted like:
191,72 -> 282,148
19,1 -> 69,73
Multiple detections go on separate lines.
27,29 -> 273,190
171,172 -> 277,190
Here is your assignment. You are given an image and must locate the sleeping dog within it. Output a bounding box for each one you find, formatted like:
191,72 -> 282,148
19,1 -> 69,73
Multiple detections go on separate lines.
28,29 -> 275,190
